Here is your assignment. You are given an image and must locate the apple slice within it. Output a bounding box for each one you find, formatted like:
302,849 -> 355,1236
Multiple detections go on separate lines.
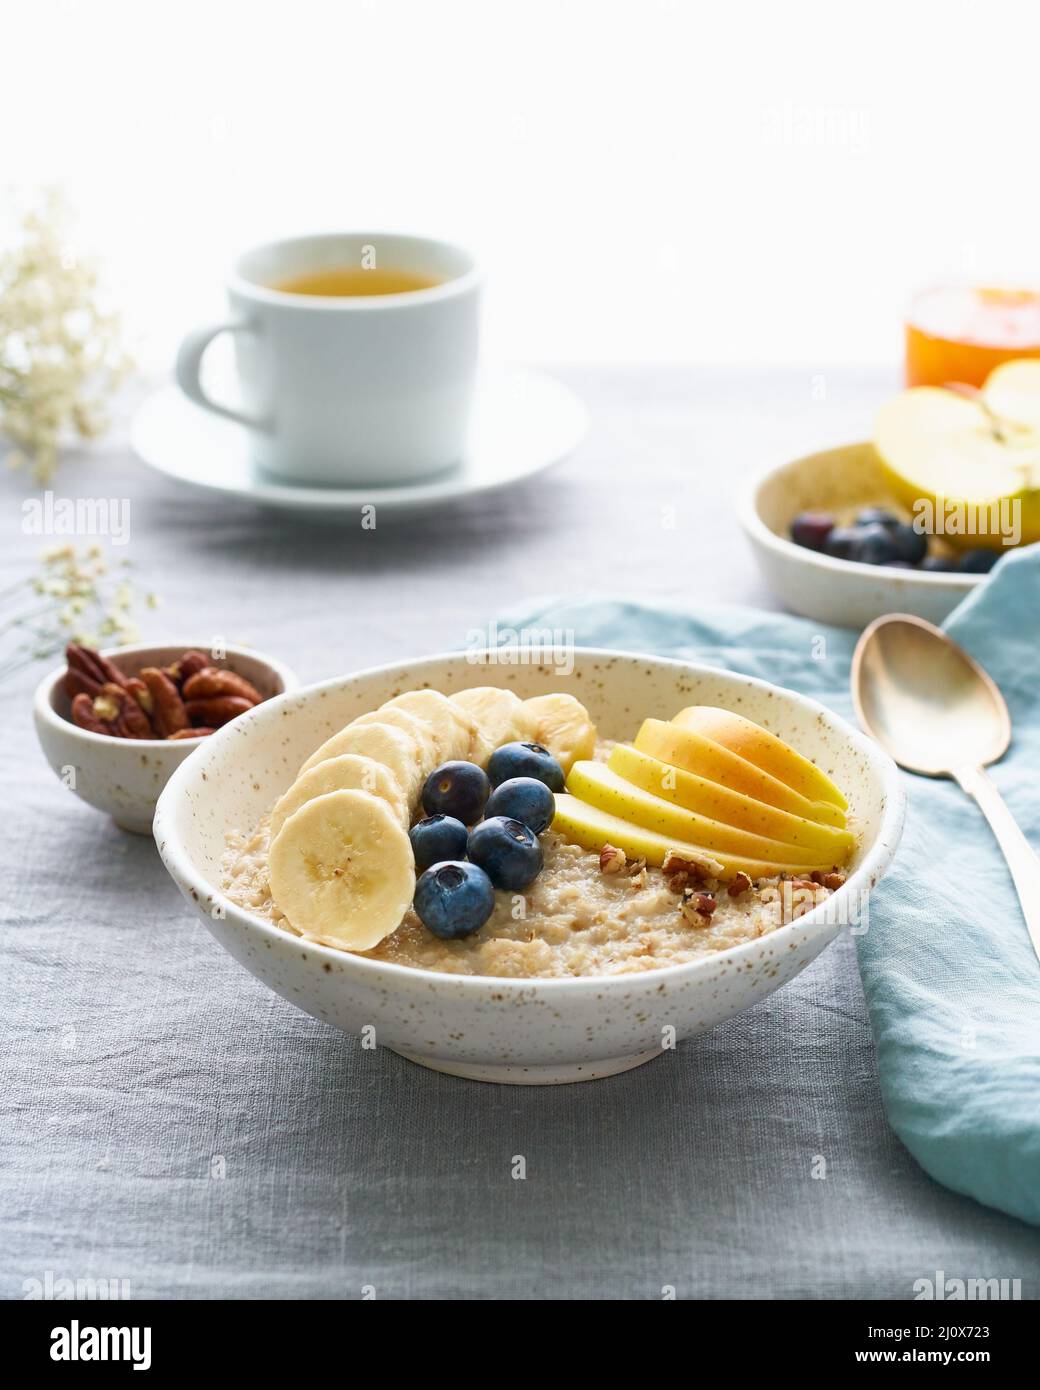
671,706 -> 847,810
608,745 -> 852,854
874,359 -> 1040,550
552,795 -> 842,881
568,761 -> 851,866
634,719 -> 847,828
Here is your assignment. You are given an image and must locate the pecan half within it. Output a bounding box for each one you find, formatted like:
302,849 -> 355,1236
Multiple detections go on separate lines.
185,695 -> 253,728
139,666 -> 189,737
164,649 -> 211,688
183,666 -> 262,705
65,667 -> 103,701
71,683 -> 152,738
663,847 -> 724,884
167,726 -> 214,740
65,643 -> 130,698
70,692 -> 110,734
125,676 -> 154,716
99,682 -> 154,739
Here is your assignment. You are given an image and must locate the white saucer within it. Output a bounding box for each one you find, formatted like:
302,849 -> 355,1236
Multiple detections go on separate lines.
130,368 -> 587,519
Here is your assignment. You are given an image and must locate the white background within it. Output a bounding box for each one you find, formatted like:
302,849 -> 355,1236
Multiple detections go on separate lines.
4,0 -> 1038,372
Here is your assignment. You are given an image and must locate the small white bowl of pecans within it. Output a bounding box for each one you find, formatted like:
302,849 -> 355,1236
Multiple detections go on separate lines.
34,642 -> 298,834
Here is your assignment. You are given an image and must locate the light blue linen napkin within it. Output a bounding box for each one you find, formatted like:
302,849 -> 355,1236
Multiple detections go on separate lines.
497,544 -> 1040,1226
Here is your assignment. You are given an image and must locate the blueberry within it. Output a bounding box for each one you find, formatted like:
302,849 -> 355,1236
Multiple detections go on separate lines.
468,816 -> 543,890
487,741 -> 565,792
790,511 -> 835,552
888,522 -> 928,564
921,554 -> 958,572
855,506 -> 900,529
822,525 -> 861,560
413,860 -> 495,939
409,815 -> 469,871
958,548 -> 1000,574
485,776 -> 555,834
847,522 -> 902,566
421,760 -> 490,824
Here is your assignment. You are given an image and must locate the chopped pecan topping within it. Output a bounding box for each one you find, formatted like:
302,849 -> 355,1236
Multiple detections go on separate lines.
728,871 -> 753,897
679,889 -> 716,926
599,844 -> 627,874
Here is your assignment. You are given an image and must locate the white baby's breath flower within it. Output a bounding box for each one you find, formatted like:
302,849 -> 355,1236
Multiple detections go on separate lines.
0,544 -> 158,685
0,189 -> 132,482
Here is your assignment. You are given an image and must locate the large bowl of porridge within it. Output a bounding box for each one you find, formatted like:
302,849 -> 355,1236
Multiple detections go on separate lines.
153,649 -> 904,1084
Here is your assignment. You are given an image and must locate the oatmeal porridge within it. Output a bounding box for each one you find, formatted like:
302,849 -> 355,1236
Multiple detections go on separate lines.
221,684 -> 852,980
223,815 -> 842,978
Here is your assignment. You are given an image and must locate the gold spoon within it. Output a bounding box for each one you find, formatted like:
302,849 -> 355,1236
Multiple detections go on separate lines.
852,613 -> 1040,964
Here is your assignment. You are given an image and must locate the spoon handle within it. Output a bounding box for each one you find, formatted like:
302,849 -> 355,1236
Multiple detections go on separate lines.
954,764 -> 1040,965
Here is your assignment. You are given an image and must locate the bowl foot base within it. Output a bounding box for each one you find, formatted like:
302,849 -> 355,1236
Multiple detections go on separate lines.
112,816 -> 153,835
389,1046 -> 664,1085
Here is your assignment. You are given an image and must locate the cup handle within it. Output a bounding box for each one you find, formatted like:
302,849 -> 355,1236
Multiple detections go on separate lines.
175,319 -> 272,431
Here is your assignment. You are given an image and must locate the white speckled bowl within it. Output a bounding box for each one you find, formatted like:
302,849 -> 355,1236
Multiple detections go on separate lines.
34,643 -> 298,834
739,442 -> 981,628
154,649 -> 904,1085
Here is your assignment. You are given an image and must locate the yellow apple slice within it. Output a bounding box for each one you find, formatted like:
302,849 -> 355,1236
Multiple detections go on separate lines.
634,719 -> 846,828
568,761 -> 851,866
671,707 -> 847,811
552,795 -> 840,881
608,744 -> 852,854
874,361 -> 1040,550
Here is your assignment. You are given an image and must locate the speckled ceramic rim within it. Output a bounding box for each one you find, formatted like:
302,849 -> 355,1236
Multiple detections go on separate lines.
737,444 -> 980,590
155,647 -> 906,993
34,641 -> 300,749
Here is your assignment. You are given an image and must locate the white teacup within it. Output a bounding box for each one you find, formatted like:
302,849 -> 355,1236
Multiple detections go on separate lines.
176,232 -> 481,487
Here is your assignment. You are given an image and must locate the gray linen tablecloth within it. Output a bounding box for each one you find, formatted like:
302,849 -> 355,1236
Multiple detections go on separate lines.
3,367 -> 1039,1300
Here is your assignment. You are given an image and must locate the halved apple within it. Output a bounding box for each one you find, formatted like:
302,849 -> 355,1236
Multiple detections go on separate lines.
568,761 -> 851,865
671,706 -> 847,810
634,719 -> 846,828
874,358 -> 1040,550
552,795 -> 841,881
608,745 -> 851,854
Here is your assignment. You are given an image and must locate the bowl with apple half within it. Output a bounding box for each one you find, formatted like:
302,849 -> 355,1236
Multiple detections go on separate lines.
740,360 -> 1040,628
154,649 -> 904,1085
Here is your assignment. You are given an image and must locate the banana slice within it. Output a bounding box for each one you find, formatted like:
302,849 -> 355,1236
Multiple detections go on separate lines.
269,789 -> 415,951
350,706 -> 439,771
451,687 -> 535,765
380,689 -> 476,765
523,693 -> 597,773
270,754 -> 409,839
298,721 -> 425,808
